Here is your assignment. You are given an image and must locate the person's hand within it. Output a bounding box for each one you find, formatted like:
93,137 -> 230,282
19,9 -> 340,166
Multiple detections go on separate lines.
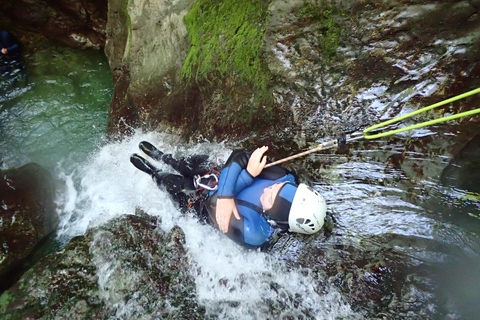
216,198 -> 240,233
1,48 -> 8,55
246,146 -> 268,177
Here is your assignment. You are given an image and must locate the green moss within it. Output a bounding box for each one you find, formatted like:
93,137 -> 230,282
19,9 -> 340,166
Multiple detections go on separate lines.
0,291 -> 13,314
182,0 -> 272,93
300,0 -> 345,60
120,0 -> 133,58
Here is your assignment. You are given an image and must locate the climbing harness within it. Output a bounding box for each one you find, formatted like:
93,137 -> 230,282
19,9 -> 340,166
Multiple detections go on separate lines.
265,87 -> 480,167
187,167 -> 221,209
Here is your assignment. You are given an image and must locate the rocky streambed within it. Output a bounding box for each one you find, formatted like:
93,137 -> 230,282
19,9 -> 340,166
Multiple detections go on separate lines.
1,0 -> 480,319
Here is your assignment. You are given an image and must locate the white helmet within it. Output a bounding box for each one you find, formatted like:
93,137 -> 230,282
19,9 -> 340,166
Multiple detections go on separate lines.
288,184 -> 327,234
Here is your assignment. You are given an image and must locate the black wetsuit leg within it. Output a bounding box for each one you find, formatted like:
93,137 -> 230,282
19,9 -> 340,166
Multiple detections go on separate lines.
162,154 -> 209,178
131,152 -> 197,212
153,153 -> 214,213
153,172 -> 196,212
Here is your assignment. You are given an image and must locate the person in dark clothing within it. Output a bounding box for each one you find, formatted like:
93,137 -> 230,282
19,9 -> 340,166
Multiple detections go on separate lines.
0,31 -> 25,83
0,31 -> 21,57
131,141 -> 327,249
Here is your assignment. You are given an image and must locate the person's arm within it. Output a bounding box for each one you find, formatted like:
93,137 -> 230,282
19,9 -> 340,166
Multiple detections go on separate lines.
216,146 -> 268,233
1,32 -> 19,54
5,42 -> 19,53
217,151 -> 250,197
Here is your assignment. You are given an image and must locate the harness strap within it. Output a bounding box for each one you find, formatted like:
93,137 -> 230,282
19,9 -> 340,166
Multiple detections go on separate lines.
235,199 -> 263,214
235,199 -> 289,229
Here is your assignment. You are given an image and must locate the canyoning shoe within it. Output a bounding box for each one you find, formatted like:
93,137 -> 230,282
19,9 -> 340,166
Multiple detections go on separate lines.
130,153 -> 160,176
139,141 -> 164,161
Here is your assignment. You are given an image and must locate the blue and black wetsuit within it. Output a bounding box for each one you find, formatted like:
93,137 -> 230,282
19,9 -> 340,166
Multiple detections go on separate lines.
135,147 -> 297,249
203,150 -> 297,249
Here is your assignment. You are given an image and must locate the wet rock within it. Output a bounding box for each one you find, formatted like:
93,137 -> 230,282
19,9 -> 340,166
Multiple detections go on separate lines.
440,132 -> 480,193
264,0 -> 480,142
101,0 -> 480,148
105,0 -> 284,140
0,163 -> 57,294
0,0 -> 107,49
104,0 -> 192,137
279,232 -> 464,319
0,214 -> 205,319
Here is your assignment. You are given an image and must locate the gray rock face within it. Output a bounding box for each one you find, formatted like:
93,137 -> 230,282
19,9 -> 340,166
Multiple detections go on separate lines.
104,0 -> 195,137
0,213 -> 205,319
103,0 -> 480,145
0,163 -> 57,293
264,0 -> 480,141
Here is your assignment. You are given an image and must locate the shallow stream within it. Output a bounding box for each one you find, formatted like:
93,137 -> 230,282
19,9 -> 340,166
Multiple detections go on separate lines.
1,46 -> 479,319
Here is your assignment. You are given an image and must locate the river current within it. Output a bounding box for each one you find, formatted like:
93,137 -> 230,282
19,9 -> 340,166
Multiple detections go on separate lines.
1,47 -> 479,318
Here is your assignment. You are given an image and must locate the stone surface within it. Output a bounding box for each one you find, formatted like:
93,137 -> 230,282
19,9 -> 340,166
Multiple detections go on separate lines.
102,0 -> 480,146
104,0 -> 287,140
0,163 -> 57,293
440,132 -> 480,193
0,213 -> 205,319
0,0 -> 107,49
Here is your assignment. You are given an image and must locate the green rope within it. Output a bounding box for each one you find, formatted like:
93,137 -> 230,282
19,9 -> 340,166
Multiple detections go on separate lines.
363,87 -> 480,139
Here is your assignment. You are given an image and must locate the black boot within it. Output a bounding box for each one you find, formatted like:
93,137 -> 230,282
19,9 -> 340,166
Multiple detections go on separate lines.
130,153 -> 160,176
139,141 -> 164,161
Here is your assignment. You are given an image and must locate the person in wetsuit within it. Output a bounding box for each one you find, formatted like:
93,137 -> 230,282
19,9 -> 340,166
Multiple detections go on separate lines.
0,31 -> 25,82
130,141 -> 327,249
1,31 -> 21,57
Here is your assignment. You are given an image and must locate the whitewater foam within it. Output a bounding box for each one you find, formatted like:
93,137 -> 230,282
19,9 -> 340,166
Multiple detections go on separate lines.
54,130 -> 360,319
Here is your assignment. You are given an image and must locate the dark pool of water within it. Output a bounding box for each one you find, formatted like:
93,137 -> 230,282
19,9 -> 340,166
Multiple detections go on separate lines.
0,45 -> 113,172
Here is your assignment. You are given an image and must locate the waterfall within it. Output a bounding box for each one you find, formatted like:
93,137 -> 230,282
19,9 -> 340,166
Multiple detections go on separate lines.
54,130 -> 360,319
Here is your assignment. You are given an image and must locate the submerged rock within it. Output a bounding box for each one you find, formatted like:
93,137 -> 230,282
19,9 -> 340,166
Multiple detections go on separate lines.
0,213 -> 204,319
0,163 -> 57,294
271,228 -> 480,319
440,132 -> 480,193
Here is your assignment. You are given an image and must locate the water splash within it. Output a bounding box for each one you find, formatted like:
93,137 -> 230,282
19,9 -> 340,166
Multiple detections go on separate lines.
55,130 -> 360,319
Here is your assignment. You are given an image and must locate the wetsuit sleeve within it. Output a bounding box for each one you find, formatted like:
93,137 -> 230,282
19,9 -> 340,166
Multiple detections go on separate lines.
217,150 -> 254,198
1,32 -> 19,53
6,42 -> 19,52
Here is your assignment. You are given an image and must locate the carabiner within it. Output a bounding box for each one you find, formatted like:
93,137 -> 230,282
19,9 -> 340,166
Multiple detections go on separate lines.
195,173 -> 219,191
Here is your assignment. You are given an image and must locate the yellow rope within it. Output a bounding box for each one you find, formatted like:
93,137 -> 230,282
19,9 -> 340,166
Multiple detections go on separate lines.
265,88 -> 480,167
363,88 -> 480,139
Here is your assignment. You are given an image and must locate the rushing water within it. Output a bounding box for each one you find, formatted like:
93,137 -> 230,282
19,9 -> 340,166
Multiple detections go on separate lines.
2,46 -> 480,318
59,131 -> 359,319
